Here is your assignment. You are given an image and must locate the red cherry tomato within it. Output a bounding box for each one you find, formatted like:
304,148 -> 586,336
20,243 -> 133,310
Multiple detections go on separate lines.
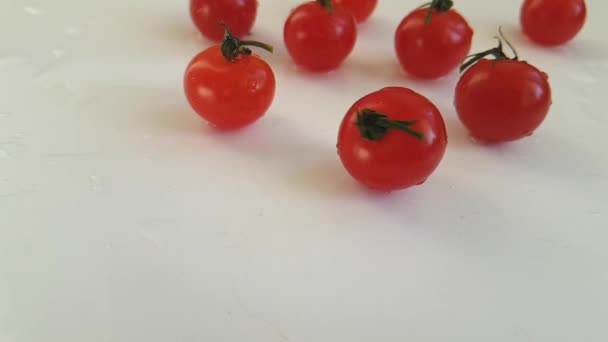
284,0 -> 357,72
395,1 -> 473,79
333,0 -> 378,23
455,38 -> 552,143
190,0 -> 257,41
184,28 -> 275,130
521,0 -> 586,46
337,87 -> 448,191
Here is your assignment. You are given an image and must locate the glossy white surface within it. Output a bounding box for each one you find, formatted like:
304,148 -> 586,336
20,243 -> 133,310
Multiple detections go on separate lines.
1,0 -> 607,341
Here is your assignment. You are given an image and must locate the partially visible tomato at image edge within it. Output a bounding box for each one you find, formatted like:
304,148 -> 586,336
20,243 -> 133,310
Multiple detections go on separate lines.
184,26 -> 275,130
521,0 -> 586,46
333,0 -> 378,23
190,0 -> 258,41
284,0 -> 357,72
337,87 -> 448,191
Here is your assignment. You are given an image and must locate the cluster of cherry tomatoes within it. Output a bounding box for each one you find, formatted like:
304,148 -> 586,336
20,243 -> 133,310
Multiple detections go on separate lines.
184,0 -> 587,191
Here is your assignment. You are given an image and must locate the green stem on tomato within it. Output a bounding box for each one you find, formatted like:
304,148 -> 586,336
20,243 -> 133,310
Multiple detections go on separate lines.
424,0 -> 454,25
356,109 -> 424,141
318,0 -> 334,15
460,27 -> 518,72
220,23 -> 273,62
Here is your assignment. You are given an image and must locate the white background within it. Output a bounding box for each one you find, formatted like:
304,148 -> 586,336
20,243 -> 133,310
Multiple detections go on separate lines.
1,0 -> 607,341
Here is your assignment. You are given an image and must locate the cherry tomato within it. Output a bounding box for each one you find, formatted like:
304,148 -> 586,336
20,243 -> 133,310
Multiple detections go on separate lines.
284,0 -> 357,72
184,27 -> 275,130
395,0 -> 473,79
333,0 -> 378,23
455,37 -> 552,143
521,0 -> 586,46
337,87 -> 448,191
190,0 -> 257,41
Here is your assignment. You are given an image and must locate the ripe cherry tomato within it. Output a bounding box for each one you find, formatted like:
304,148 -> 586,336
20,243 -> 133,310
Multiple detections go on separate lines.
284,0 -> 357,72
337,87 -> 448,191
333,0 -> 378,23
395,0 -> 473,79
190,0 -> 257,41
455,37 -> 552,143
184,26 -> 275,130
521,0 -> 586,46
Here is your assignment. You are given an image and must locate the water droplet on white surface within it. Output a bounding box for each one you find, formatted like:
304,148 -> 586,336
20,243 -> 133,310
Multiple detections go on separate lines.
52,49 -> 65,59
590,211 -> 601,218
24,6 -> 43,16
0,112 -> 10,119
90,175 -> 103,191
64,27 -> 82,36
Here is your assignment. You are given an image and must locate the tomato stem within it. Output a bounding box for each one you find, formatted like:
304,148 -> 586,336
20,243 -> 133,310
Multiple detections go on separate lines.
460,28 -> 518,72
356,109 -> 424,141
220,23 -> 273,61
318,0 -> 334,15
423,0 -> 454,25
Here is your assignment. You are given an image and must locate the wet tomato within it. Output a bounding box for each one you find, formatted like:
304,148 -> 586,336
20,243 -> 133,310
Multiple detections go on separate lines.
190,0 -> 258,41
455,36 -> 552,143
521,0 -> 587,46
337,87 -> 448,191
184,26 -> 275,130
284,0 -> 357,72
395,0 -> 473,79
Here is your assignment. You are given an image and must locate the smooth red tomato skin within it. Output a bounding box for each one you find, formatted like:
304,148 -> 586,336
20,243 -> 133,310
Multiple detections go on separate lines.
455,60 -> 552,143
337,87 -> 448,191
395,8 -> 473,79
284,2 -> 357,72
184,46 -> 275,130
190,0 -> 257,41
333,0 -> 378,23
521,0 -> 586,46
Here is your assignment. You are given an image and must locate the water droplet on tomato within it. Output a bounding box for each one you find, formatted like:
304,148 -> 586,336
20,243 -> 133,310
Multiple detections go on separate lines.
416,179 -> 427,185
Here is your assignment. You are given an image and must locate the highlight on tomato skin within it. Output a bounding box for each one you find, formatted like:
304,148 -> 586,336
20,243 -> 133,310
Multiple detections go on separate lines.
337,87 -> 448,191
454,35 -> 552,143
520,0 -> 587,46
184,26 -> 276,130
333,0 -> 378,23
394,0 -> 473,79
190,0 -> 258,42
283,0 -> 358,73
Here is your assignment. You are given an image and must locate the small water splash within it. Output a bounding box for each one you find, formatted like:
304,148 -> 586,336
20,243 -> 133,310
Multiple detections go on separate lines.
64,27 -> 82,37
89,175 -> 103,191
52,49 -> 65,59
24,6 -> 43,16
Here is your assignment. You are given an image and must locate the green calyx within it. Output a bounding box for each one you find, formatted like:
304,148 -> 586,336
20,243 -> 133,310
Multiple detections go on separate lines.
220,23 -> 273,62
423,0 -> 454,25
356,109 -> 425,141
318,0 -> 334,15
460,27 -> 519,72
